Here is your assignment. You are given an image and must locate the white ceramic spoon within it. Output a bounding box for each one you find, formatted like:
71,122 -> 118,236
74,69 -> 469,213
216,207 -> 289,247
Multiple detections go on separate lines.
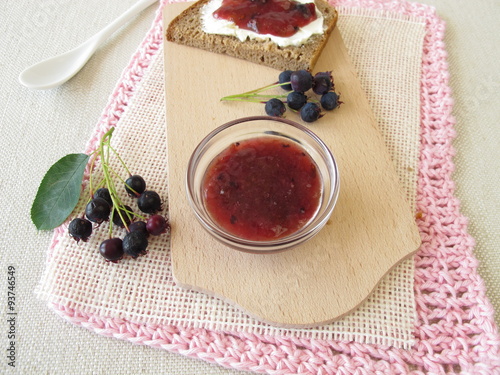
19,0 -> 157,90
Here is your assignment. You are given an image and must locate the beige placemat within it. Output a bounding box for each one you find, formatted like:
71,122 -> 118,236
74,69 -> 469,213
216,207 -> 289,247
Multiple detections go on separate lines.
36,8 -> 426,349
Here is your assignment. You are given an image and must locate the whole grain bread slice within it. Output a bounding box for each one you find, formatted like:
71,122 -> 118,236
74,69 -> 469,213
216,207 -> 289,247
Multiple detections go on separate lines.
165,0 -> 338,71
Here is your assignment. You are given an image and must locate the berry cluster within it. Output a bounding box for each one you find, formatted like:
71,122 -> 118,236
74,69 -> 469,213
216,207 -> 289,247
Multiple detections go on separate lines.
221,69 -> 342,123
68,129 -> 169,263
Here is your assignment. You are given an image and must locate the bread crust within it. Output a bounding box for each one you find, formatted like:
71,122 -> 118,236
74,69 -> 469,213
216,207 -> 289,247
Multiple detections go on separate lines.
166,0 -> 338,71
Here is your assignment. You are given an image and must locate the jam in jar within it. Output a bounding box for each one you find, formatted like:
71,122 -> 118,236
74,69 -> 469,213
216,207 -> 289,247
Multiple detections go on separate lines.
202,137 -> 322,241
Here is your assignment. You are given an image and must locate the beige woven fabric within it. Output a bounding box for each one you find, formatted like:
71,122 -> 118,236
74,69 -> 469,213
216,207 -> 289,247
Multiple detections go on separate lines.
36,8 -> 426,350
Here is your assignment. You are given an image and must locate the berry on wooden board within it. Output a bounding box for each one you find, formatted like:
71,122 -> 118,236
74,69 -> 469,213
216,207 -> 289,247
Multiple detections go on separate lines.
312,71 -> 334,95
286,91 -> 308,110
265,98 -> 286,117
278,70 -> 293,91
300,102 -> 323,122
290,70 -> 313,93
321,91 -> 341,111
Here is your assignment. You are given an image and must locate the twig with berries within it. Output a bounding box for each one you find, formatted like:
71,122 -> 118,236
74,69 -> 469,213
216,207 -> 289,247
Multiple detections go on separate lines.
31,127 -> 170,263
221,69 -> 342,122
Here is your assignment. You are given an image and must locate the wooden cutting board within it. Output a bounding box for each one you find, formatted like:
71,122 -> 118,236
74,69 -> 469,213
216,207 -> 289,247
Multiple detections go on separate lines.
163,2 -> 421,327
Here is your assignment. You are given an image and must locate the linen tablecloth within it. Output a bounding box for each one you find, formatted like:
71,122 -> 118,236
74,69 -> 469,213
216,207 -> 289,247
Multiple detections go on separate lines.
1,0 -> 498,373
33,0 -> 500,373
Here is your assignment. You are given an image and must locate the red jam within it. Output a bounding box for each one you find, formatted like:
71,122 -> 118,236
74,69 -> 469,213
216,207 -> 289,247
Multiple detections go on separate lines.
213,0 -> 317,38
202,137 -> 322,241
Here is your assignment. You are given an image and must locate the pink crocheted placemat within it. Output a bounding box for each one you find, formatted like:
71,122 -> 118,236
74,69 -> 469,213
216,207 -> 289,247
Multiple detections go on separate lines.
43,0 -> 500,373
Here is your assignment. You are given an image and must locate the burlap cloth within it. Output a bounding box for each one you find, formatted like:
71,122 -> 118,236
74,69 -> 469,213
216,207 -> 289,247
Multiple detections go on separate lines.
1,0 -> 498,373
37,3 -> 424,350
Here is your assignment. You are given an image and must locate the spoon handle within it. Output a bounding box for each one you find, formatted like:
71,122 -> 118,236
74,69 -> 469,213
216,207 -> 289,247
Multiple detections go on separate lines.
90,0 -> 158,46
18,0 -> 158,90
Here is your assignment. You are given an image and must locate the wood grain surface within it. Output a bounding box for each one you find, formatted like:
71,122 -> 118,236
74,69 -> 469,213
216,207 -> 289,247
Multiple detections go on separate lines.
164,2 -> 421,327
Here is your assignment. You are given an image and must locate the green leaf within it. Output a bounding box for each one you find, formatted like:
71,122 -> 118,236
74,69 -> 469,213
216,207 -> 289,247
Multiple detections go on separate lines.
31,153 -> 90,230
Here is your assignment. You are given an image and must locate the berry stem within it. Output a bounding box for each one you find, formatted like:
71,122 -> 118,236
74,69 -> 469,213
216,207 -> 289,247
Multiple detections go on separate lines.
108,209 -> 115,238
221,98 -> 266,103
91,128 -> 148,234
93,178 -> 106,191
122,205 -> 145,220
87,150 -> 99,197
108,166 -> 129,189
221,94 -> 289,103
221,82 -> 292,101
108,144 -> 132,177
98,129 -> 130,232
86,178 -> 107,205
233,81 -> 279,95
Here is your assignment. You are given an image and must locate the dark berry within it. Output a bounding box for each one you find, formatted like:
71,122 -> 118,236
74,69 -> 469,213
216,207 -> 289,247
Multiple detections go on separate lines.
265,98 -> 286,117
138,191 -> 163,214
94,188 -> 112,206
286,91 -> 307,110
85,198 -> 111,224
128,221 -> 149,238
300,102 -> 323,122
122,231 -> 148,258
290,70 -> 313,92
278,70 -> 293,91
296,3 -> 314,17
125,175 -> 146,197
146,215 -> 169,236
312,71 -> 334,95
99,238 -> 124,262
112,205 -> 134,228
68,218 -> 92,242
320,91 -> 340,111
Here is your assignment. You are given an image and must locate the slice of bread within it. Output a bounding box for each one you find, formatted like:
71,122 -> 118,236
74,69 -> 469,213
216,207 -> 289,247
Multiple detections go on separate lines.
166,0 -> 338,71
